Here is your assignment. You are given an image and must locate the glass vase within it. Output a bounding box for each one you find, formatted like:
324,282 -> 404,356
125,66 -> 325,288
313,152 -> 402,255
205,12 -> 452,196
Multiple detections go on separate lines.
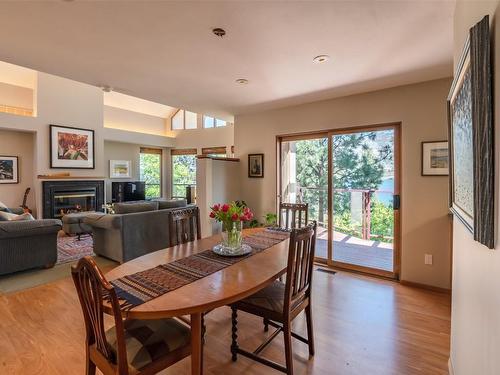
221,221 -> 243,251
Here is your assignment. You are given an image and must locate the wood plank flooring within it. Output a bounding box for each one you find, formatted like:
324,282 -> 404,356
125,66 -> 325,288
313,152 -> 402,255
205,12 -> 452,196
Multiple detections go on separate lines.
0,265 -> 450,375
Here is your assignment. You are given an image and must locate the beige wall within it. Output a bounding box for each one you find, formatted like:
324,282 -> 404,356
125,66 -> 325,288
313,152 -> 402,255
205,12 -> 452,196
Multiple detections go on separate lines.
167,120 -> 234,156
104,106 -> 167,136
196,158 -> 241,237
104,140 -> 171,201
0,72 -> 105,217
0,82 -> 32,109
0,129 -> 35,212
450,1 -> 500,375
235,77 -> 452,289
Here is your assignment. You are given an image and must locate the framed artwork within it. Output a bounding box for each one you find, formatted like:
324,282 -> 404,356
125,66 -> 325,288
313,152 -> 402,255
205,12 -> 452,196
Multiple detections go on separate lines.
421,141 -> 449,176
0,156 -> 19,184
448,15 -> 494,248
109,160 -> 131,178
50,124 -> 95,169
248,153 -> 264,178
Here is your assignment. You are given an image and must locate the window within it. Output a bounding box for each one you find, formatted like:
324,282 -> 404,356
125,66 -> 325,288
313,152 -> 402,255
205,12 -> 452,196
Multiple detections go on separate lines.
215,119 -> 226,127
171,110 -> 198,130
171,149 -> 197,199
140,148 -> 162,199
203,115 -> 227,128
171,110 -> 184,130
202,146 -> 227,158
203,115 -> 214,128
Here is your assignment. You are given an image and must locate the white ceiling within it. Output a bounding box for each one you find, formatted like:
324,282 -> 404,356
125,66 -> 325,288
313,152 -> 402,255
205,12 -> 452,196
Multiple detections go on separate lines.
0,1 -> 454,120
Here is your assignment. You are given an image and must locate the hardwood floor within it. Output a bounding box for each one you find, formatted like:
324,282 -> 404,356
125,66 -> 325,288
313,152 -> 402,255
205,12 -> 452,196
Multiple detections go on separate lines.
0,265 -> 450,374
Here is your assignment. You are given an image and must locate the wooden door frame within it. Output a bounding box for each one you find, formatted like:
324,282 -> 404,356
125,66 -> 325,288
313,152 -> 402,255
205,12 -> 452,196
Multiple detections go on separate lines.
276,121 -> 402,280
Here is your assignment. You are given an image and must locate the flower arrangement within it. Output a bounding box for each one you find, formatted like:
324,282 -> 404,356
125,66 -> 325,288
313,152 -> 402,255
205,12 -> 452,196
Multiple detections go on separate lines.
209,202 -> 254,250
209,202 -> 254,228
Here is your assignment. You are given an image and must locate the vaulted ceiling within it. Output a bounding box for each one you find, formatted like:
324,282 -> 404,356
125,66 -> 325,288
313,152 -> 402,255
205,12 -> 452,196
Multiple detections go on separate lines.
0,1 -> 454,120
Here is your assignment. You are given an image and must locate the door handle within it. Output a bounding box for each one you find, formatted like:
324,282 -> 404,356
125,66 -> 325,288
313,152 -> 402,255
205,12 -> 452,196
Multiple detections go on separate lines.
393,195 -> 400,210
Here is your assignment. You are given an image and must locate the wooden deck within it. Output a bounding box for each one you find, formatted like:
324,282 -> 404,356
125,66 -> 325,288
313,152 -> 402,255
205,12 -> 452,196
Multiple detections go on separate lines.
315,229 -> 394,272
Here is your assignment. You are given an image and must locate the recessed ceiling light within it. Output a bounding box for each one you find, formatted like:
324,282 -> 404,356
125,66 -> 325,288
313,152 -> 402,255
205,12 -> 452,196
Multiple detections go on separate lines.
313,55 -> 330,64
235,78 -> 249,85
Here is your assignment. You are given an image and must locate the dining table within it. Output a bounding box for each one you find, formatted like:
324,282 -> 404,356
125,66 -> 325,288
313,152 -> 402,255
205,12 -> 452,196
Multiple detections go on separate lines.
105,228 -> 291,375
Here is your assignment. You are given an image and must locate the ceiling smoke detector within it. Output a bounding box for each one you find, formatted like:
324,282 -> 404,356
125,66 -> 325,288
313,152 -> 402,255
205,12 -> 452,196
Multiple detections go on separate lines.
313,55 -> 330,64
212,28 -> 226,38
235,78 -> 249,85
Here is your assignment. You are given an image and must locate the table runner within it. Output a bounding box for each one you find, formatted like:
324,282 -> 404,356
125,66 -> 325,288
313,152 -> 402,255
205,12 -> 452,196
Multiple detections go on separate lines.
108,229 -> 290,310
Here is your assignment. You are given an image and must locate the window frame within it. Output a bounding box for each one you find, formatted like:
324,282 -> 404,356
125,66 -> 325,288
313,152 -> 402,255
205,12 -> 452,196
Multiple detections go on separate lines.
171,109 -> 198,130
139,147 -> 163,199
203,115 -> 228,129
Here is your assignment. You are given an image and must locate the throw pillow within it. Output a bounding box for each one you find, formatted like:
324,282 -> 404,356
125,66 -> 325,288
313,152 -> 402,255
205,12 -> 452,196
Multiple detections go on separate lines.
0,201 -> 11,213
12,213 -> 35,221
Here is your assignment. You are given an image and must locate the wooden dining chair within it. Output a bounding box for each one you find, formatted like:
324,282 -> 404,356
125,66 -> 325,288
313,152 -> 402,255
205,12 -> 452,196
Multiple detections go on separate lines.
169,206 -> 201,247
230,221 -> 317,375
279,202 -> 309,230
71,256 -> 191,375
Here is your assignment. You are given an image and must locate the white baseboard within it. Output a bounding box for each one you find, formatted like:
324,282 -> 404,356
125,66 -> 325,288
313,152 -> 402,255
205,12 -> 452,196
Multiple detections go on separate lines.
448,358 -> 454,375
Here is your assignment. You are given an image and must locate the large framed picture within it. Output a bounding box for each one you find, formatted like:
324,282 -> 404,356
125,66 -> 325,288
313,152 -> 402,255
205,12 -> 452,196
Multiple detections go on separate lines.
109,160 -> 131,178
448,15 -> 494,248
50,124 -> 95,169
248,153 -> 264,178
0,156 -> 19,184
421,141 -> 449,176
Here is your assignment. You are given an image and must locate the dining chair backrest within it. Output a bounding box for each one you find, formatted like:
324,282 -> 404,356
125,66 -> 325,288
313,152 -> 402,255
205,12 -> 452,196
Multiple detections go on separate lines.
169,206 -> 201,247
71,256 -> 129,374
279,202 -> 308,230
284,221 -> 317,315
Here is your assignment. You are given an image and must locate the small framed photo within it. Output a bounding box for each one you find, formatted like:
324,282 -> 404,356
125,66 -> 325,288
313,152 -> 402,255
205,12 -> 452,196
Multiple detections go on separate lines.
422,141 -> 449,176
0,156 -> 19,184
248,153 -> 264,178
50,124 -> 95,169
109,160 -> 131,178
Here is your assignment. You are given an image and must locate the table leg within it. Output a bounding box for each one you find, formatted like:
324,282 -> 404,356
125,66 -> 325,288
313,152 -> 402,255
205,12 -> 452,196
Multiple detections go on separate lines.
190,312 -> 203,375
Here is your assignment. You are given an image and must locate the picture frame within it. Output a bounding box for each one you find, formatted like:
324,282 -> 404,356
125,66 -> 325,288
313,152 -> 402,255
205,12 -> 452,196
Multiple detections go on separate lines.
0,155 -> 19,184
109,160 -> 131,178
50,124 -> 95,169
421,141 -> 449,176
248,153 -> 264,178
447,15 -> 494,248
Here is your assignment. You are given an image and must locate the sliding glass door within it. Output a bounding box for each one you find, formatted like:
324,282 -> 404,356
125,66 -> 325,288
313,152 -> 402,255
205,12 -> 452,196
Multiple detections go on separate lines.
278,124 -> 400,278
280,135 -> 329,261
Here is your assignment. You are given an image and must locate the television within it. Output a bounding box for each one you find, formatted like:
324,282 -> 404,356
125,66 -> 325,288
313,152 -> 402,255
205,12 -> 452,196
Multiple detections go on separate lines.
111,181 -> 146,202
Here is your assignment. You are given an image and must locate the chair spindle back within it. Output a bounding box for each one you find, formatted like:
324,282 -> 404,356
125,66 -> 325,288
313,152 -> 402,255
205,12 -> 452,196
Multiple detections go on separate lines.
279,202 -> 309,230
169,206 -> 201,247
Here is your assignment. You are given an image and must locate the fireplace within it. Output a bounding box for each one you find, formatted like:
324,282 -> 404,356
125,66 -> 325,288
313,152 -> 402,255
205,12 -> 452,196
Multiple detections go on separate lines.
42,180 -> 104,219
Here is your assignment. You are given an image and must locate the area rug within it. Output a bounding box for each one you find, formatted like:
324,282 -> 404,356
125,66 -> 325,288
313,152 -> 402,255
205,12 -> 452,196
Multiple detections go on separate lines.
57,234 -> 94,265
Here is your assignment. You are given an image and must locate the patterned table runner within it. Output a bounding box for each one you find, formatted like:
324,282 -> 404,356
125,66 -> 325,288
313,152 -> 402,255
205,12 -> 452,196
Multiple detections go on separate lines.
109,229 -> 290,310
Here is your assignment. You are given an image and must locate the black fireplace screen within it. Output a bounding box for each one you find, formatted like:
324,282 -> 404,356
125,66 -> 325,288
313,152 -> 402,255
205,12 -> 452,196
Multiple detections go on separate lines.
52,190 -> 96,218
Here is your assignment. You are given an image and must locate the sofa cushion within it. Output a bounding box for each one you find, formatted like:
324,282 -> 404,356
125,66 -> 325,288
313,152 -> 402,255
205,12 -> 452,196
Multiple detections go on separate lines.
0,211 -> 35,221
113,201 -> 159,214
154,199 -> 187,210
0,219 -> 62,239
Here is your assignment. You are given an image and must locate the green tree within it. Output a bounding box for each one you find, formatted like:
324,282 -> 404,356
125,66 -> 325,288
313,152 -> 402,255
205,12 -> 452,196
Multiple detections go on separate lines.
294,131 -> 393,237
140,153 -> 161,199
172,155 -> 196,198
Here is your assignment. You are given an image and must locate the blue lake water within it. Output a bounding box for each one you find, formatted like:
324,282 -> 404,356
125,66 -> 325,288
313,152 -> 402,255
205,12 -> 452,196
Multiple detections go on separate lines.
375,177 -> 394,205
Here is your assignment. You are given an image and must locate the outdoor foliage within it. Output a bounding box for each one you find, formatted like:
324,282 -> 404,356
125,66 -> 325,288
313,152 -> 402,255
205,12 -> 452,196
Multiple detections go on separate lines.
172,155 -> 196,198
293,131 -> 394,242
140,153 -> 161,199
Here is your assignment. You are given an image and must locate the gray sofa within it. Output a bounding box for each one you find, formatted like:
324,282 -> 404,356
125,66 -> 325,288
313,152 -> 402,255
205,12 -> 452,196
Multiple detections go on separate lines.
84,199 -> 188,263
0,208 -> 62,275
